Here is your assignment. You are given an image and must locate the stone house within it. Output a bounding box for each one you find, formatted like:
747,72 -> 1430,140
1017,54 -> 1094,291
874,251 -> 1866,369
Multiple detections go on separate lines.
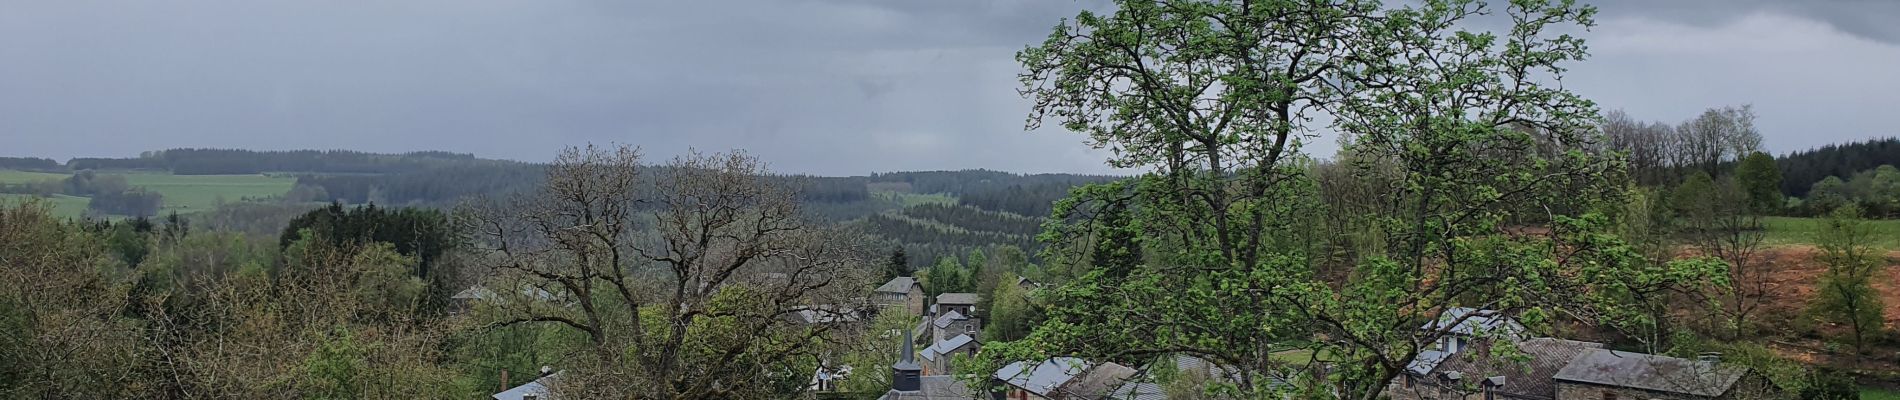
877,277 -> 926,316
932,309 -> 982,344
993,358 -> 1138,400
934,293 -> 980,317
918,334 -> 977,375
1386,338 -> 1603,400
1552,350 -> 1782,400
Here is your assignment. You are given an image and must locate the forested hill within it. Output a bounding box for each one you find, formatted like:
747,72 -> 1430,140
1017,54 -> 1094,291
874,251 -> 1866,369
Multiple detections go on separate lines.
0,148 -> 1119,267
1776,137 -> 1900,197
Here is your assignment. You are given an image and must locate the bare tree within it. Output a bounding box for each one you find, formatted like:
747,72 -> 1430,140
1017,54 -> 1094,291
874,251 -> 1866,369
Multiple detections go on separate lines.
460,145 -> 871,399
1678,176 -> 1769,338
1677,105 -> 1762,176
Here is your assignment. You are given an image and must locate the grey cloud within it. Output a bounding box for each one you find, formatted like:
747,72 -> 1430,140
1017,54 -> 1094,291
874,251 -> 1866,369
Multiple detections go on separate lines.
1589,0 -> 1900,44
0,0 -> 1893,176
0,0 -> 1117,175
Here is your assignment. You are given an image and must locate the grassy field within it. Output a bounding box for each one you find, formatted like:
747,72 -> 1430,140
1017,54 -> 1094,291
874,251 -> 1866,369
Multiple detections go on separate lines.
1762,216 -> 1900,250
0,193 -> 92,219
0,169 -> 71,183
0,170 -> 296,217
1864,388 -> 1900,400
120,172 -> 296,214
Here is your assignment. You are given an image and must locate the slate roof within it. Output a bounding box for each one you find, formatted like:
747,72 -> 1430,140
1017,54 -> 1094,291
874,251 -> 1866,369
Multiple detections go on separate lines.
492,372 -> 560,400
1421,307 -> 1526,337
1055,362 -> 1138,399
932,310 -> 967,329
1422,338 -> 1604,400
936,293 -> 980,305
919,334 -> 976,362
1108,380 -> 1166,400
878,375 -> 980,400
1407,349 -> 1454,375
877,277 -> 920,294
995,358 -> 1090,397
1554,349 -> 1749,397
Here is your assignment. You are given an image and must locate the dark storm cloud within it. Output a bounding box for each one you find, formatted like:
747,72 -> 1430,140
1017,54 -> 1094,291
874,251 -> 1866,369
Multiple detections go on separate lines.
1590,0 -> 1900,45
1,1 -> 1895,175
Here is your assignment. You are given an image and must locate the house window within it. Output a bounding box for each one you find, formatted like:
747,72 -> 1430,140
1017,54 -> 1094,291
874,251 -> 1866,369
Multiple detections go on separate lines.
1602,391 -> 1616,400
1404,375 -> 1414,389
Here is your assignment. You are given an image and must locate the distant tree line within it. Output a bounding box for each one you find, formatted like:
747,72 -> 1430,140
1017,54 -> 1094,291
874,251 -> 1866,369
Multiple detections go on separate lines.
66,148 -> 488,175
1775,137 -> 1900,198
1601,106 -> 1763,187
0,157 -> 61,171
294,164 -> 547,206
1801,165 -> 1900,218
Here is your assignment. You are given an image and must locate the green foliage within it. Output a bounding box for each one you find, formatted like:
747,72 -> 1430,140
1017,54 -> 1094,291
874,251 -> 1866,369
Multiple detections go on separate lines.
834,307 -> 919,394
978,1 -> 1706,399
983,272 -> 1042,342
1810,205 -> 1887,353
1809,176 -> 1853,215
1736,152 -> 1783,214
885,247 -> 910,281
1778,137 -> 1900,197
923,256 -> 974,297
281,202 -> 459,314
1674,171 -> 1720,220
302,328 -> 371,400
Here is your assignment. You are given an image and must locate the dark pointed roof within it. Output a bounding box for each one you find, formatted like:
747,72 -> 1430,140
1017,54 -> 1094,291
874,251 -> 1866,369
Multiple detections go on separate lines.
894,330 -> 922,371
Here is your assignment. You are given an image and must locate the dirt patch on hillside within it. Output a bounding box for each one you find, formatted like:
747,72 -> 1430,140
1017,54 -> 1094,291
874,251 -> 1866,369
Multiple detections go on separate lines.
1750,245 -> 1900,329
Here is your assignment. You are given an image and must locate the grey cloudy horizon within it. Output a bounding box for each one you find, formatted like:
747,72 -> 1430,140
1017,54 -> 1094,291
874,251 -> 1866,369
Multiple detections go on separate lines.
2,0 -> 1898,176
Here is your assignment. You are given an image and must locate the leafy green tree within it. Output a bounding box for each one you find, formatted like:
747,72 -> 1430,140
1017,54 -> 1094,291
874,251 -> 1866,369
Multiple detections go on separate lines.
924,256 -> 971,297
1673,171 -> 1719,225
983,272 -> 1042,342
1807,176 -> 1851,215
966,1 -> 1712,399
1088,200 -> 1142,281
1810,204 -> 1886,354
833,307 -> 919,394
1735,151 -> 1782,214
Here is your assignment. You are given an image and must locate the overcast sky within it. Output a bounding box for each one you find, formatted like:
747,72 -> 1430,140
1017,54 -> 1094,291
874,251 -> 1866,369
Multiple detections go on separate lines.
3,1 -> 1897,175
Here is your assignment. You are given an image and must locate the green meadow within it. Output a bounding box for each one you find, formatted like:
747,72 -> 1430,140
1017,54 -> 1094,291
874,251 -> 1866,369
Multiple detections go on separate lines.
0,193 -> 92,219
1762,216 -> 1900,250
0,170 -> 296,217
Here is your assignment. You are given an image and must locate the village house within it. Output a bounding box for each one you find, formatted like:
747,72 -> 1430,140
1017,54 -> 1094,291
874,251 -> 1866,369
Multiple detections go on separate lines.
919,334 -> 978,375
877,276 -> 927,316
993,358 -> 1140,400
932,309 -> 982,344
1552,350 -> 1780,400
1389,308 -> 1783,400
934,292 -> 981,317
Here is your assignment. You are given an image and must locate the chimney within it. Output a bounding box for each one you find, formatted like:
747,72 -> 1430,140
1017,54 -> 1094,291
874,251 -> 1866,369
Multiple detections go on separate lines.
499,369 -> 510,393
892,330 -> 923,392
